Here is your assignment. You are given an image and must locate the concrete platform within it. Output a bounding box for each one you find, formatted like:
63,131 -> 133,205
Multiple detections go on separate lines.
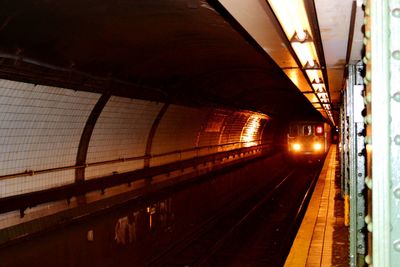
284,146 -> 348,267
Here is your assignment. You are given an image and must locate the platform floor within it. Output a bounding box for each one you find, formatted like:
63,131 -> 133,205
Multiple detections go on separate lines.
284,146 -> 348,267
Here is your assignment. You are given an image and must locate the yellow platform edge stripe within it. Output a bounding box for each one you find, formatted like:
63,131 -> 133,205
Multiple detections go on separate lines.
284,146 -> 336,267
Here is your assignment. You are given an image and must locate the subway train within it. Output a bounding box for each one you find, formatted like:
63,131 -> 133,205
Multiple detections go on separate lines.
287,121 -> 331,162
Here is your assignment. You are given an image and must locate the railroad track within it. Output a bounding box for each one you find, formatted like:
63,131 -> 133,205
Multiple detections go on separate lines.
145,163 -> 322,267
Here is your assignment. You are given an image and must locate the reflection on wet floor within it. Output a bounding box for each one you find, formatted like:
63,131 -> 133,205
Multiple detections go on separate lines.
0,153 -> 286,267
113,198 -> 174,245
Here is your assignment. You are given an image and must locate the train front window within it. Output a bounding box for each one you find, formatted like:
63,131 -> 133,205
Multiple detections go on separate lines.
289,125 -> 298,137
303,125 -> 312,136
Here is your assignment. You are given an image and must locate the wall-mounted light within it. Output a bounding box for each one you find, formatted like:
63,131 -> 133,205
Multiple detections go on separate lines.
267,0 -> 334,124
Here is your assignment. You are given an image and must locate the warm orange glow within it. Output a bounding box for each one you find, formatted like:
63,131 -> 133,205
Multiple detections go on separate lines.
149,214 -> 153,229
267,0 -> 335,126
313,142 -> 322,151
291,42 -> 319,68
306,69 -> 324,85
323,104 -> 331,110
317,92 -> 329,101
312,83 -> 325,93
292,143 -> 302,151
241,115 -> 265,147
267,0 -> 312,43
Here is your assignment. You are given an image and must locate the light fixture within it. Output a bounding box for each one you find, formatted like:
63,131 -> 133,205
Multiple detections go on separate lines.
313,142 -> 322,151
306,69 -> 323,86
291,41 -> 319,68
293,143 -> 302,152
267,0 -> 334,125
323,104 -> 331,110
317,92 -> 329,102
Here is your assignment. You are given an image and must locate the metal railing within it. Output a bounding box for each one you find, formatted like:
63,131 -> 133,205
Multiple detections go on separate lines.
0,142 -> 271,216
0,140 -> 263,181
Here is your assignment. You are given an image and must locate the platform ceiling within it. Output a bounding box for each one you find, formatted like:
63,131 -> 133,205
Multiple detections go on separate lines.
0,0 -> 362,122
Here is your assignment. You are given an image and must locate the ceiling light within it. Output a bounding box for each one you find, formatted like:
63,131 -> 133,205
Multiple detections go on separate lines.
267,0 -> 334,124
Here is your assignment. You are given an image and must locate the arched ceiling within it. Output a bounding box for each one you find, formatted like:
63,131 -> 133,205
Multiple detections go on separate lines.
0,0 -> 362,123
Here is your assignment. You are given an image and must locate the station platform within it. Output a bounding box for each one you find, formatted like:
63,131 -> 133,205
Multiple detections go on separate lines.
285,146 -> 348,267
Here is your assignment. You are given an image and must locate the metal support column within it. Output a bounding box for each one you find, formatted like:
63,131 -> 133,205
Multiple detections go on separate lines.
354,62 -> 367,266
364,0 -> 400,266
340,101 -> 346,198
348,65 -> 357,267
345,62 -> 367,267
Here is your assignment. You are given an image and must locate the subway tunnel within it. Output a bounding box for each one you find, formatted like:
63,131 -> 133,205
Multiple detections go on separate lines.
0,1 -> 399,266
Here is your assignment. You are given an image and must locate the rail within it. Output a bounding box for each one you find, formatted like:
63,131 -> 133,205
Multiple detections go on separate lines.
145,164 -> 324,266
0,142 -> 270,216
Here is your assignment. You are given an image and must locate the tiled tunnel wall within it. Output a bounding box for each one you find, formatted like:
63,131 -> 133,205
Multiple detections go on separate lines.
0,78 -> 273,200
0,80 -> 99,197
85,97 -> 163,179
150,105 -> 210,166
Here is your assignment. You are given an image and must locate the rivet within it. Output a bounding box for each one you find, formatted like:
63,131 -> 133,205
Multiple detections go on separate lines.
393,50 -> 400,60
393,92 -> 400,102
392,8 -> 400,18
365,31 -> 371,39
363,37 -> 369,46
363,56 -> 369,64
365,51 -> 371,60
363,76 -> 370,85
365,92 -> 372,103
365,254 -> 372,264
365,214 -> 372,224
365,176 -> 372,189
365,114 -> 372,124
365,136 -> 372,144
365,6 -> 370,16
394,187 -> 400,199
394,135 -> 400,145
394,240 -> 400,252
367,222 -> 373,232
365,70 -> 371,81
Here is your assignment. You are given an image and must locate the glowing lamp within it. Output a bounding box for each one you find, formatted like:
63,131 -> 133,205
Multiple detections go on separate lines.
313,143 -> 322,151
293,143 -> 302,151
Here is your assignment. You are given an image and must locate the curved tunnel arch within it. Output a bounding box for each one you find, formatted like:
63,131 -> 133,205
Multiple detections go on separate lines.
0,78 -> 277,201
75,93 -> 111,183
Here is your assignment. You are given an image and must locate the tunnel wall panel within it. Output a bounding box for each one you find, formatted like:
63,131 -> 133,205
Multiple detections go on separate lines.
1,170 -> 75,199
219,112 -> 250,146
0,76 -> 274,210
150,105 -> 209,166
85,96 -> 162,179
0,79 -> 99,197
196,109 -> 232,148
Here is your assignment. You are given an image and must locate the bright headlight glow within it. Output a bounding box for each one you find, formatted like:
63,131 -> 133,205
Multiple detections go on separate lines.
293,143 -> 301,151
313,143 -> 322,151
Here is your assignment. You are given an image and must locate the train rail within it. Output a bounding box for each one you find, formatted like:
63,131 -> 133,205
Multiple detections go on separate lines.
0,154 -> 323,267
145,163 -> 323,267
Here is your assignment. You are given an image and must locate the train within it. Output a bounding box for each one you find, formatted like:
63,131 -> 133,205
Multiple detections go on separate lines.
287,121 -> 331,162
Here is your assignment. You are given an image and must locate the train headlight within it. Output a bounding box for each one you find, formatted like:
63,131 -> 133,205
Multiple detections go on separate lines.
292,143 -> 301,151
313,143 -> 322,151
